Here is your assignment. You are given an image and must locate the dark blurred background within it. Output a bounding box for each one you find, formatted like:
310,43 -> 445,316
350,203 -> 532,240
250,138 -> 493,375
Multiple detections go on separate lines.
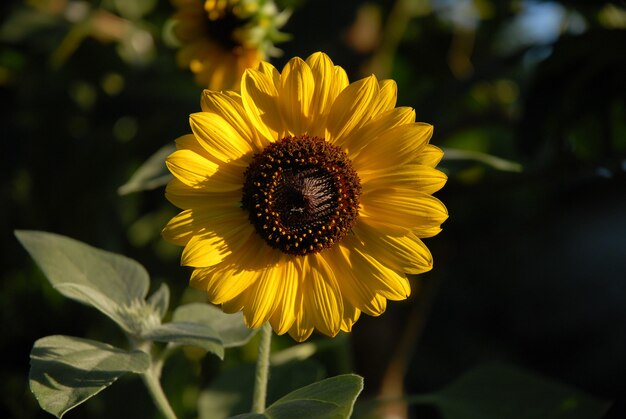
1,0 -> 625,418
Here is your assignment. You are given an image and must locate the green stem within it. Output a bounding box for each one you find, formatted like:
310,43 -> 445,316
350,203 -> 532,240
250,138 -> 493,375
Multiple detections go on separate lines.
142,367 -> 178,419
133,340 -> 178,419
251,323 -> 273,413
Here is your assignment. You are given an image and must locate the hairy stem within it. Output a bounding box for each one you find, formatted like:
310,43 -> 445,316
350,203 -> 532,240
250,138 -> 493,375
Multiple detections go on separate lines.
251,323 -> 273,413
142,367 -> 178,419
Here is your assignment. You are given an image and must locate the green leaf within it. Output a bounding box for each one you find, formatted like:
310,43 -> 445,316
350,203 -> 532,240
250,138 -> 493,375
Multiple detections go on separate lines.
118,144 -> 174,195
147,283 -> 170,320
29,335 -> 149,418
429,363 -> 612,419
230,374 -> 363,419
198,359 -> 325,419
173,303 -> 258,348
141,322 -> 224,359
442,147 -> 523,172
15,230 -> 150,333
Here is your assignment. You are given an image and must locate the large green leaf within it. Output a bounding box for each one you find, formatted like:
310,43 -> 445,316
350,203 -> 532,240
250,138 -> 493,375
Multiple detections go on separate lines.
15,230 -> 150,333
117,144 -> 174,195
230,374 -> 363,419
198,359 -> 325,419
173,303 -> 258,348
141,321 -> 224,358
428,363 -> 612,419
29,335 -> 150,418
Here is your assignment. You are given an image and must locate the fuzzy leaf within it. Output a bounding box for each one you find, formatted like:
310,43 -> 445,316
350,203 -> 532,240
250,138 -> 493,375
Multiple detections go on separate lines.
141,321 -> 224,358
29,335 -> 149,418
16,230 -> 150,333
147,283 -> 170,320
230,374 -> 363,419
173,303 -> 258,348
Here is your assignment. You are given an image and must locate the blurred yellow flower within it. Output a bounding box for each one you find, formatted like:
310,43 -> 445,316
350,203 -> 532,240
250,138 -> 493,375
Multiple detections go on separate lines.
163,52 -> 448,341
170,0 -> 290,90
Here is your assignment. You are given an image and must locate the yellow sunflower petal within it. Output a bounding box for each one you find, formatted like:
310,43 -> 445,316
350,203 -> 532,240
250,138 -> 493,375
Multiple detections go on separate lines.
305,52 -> 338,136
360,188 -> 449,234
191,265 -> 258,305
268,258 -> 300,334
373,79 -> 397,115
360,164 -> 448,195
323,246 -> 387,316
221,292 -> 246,314
190,112 -> 254,165
350,246 -> 411,301
355,223 -> 434,275
242,264 -> 284,328
326,75 -> 380,144
162,203 -> 248,245
415,144 -> 445,167
340,304 -> 361,333
181,222 -> 253,268
352,123 -> 433,172
166,149 -> 244,192
333,65 -> 349,94
337,106 -> 416,157
241,68 -> 282,142
303,254 -> 343,337
165,179 -> 241,209
200,90 -> 267,151
288,308 -> 314,342
257,60 -> 281,86
175,133 -> 202,152
166,149 -> 217,187
278,57 -> 314,136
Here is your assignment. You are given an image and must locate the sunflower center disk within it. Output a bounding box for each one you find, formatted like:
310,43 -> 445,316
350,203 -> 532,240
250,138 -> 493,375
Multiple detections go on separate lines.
242,136 -> 361,256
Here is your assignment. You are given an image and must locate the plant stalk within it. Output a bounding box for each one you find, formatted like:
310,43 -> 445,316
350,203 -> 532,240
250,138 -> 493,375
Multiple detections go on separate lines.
142,367 -> 178,419
251,323 -> 273,413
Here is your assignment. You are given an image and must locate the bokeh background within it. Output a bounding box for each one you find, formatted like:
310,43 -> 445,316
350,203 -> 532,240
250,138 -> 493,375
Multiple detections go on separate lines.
2,0 -> 625,418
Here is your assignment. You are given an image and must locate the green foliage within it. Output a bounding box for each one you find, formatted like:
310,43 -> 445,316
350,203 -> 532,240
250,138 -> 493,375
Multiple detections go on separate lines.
427,363 -> 612,419
231,374 -> 363,419
118,144 -> 174,195
29,335 -> 150,418
198,359 -> 325,418
16,230 -> 260,417
15,230 -> 151,334
173,303 -> 258,348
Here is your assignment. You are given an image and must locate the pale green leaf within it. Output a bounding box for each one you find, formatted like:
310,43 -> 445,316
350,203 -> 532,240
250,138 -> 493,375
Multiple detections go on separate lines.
118,144 -> 174,195
230,374 -> 363,419
53,284 -> 135,333
15,230 -> 150,333
29,335 -> 149,418
147,283 -> 170,320
141,322 -> 224,358
429,363 -> 612,419
173,303 -> 257,348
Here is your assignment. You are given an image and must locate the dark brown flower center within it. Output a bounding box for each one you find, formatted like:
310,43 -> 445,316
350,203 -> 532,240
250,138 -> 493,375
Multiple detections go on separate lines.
242,136 -> 361,256
203,6 -> 247,50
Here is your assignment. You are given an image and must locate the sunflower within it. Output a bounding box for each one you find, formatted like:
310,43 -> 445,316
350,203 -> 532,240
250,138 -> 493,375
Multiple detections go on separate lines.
170,0 -> 290,90
163,52 -> 448,341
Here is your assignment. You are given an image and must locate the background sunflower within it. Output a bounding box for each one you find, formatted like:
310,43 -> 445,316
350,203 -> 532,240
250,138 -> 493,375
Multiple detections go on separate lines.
2,0 -> 625,418
169,0 -> 290,90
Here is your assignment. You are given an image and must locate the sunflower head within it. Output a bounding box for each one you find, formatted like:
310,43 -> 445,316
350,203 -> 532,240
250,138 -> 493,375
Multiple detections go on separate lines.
170,0 -> 290,90
163,52 -> 448,341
